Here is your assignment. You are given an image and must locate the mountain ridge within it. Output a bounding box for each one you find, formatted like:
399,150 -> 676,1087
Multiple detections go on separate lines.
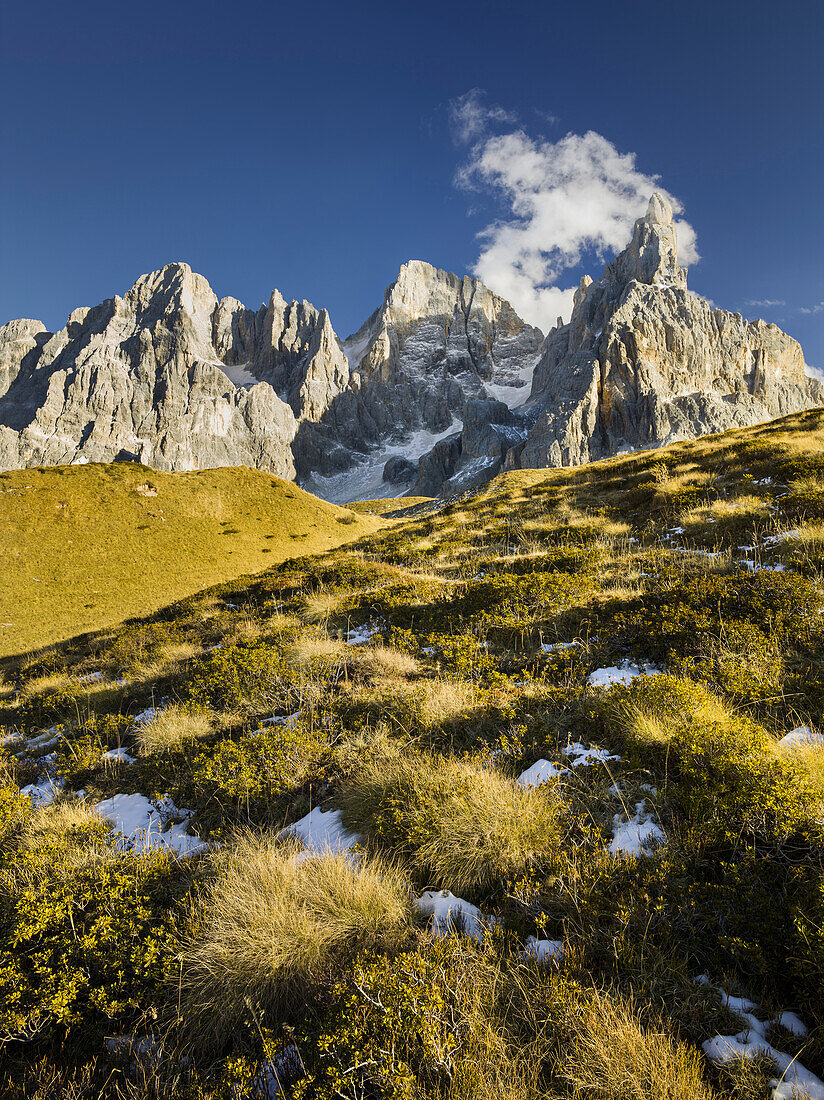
2,200 -> 821,500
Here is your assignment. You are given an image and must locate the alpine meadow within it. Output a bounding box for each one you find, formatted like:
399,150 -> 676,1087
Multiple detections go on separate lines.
2,1 -> 823,1096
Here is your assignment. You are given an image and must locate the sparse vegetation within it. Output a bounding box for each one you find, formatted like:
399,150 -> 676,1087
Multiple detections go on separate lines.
3,408 -> 824,1096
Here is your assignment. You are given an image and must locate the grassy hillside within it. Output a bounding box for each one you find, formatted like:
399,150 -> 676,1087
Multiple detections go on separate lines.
2,408 -> 824,1098
0,463 -> 379,657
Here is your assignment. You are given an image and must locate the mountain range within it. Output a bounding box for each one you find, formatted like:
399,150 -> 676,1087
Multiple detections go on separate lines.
2,193 -> 821,500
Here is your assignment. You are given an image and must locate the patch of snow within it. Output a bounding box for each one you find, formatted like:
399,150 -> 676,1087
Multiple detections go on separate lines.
609,800 -> 666,857
523,936 -> 564,962
483,352 -> 541,408
132,707 -> 159,727
79,671 -> 104,684
281,807 -> 361,863
219,361 -> 260,389
702,1032 -> 824,1100
738,560 -> 787,573
346,623 -> 378,645
259,712 -> 300,729
541,640 -> 578,653
254,1042 -> 302,1098
516,759 -> 569,787
95,793 -> 206,857
341,329 -> 373,372
562,742 -> 621,767
102,747 -> 136,764
414,889 -> 492,944
21,776 -> 64,807
23,728 -> 62,751
779,726 -> 824,748
303,417 -> 463,505
773,1011 -> 808,1038
587,660 -> 660,687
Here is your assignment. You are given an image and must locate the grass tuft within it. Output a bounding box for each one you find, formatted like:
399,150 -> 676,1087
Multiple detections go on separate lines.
178,832 -> 412,1047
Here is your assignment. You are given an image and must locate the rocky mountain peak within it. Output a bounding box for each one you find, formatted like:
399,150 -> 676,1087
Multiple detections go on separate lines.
610,189 -> 686,290
645,191 -> 673,226
513,193 -> 823,475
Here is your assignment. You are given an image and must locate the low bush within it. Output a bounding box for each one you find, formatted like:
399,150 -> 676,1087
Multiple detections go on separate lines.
0,801 -> 184,1043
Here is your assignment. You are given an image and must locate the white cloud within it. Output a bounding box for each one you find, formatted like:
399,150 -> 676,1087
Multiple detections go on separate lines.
448,89 -> 517,145
745,298 -> 786,307
806,362 -> 824,382
799,301 -> 824,315
452,100 -> 699,332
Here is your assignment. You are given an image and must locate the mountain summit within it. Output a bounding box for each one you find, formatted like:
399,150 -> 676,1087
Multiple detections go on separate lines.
1,198 -> 821,499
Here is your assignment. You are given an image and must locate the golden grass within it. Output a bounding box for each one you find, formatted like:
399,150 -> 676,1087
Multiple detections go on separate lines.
0,463 -> 380,659
679,494 -> 772,532
300,589 -> 350,625
17,670 -> 74,701
351,644 -> 419,680
561,990 -> 715,1100
620,685 -> 731,750
339,752 -> 564,891
178,833 -> 412,1046
135,705 -> 213,755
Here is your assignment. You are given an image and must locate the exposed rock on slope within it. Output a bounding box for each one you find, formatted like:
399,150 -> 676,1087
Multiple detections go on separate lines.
1,206 -> 820,498
0,264 -> 299,477
516,193 -> 823,470
0,259 -> 541,485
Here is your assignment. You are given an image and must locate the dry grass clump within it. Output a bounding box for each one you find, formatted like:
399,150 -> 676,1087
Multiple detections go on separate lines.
679,494 -> 772,532
17,670 -> 74,702
352,644 -> 419,680
561,990 -> 715,1100
20,799 -> 101,847
339,752 -> 564,891
178,833 -> 412,1047
417,678 -> 479,726
135,705 -> 212,755
619,680 -> 731,750
300,589 -> 350,626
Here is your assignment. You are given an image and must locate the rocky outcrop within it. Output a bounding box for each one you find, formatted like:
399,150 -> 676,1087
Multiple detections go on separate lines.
511,193 -> 823,472
340,260 -> 543,439
1,211 -> 820,498
382,455 -> 417,485
0,265 -> 300,475
410,399 -> 531,496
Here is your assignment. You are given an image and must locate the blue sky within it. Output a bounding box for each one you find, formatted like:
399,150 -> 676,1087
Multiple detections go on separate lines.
2,0 -> 822,365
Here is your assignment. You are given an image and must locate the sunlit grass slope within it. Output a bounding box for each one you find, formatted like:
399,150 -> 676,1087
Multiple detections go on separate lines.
0,463 -> 379,657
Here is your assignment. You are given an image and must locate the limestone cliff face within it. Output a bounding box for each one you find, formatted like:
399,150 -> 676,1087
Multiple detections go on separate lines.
291,260 -> 544,478
1,215 -> 820,496
0,264 -> 354,477
515,193 -> 823,471
342,260 -> 543,438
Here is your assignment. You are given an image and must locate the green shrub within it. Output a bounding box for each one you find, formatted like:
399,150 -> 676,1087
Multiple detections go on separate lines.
188,720 -> 327,808
0,807 -> 184,1042
184,641 -> 300,715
